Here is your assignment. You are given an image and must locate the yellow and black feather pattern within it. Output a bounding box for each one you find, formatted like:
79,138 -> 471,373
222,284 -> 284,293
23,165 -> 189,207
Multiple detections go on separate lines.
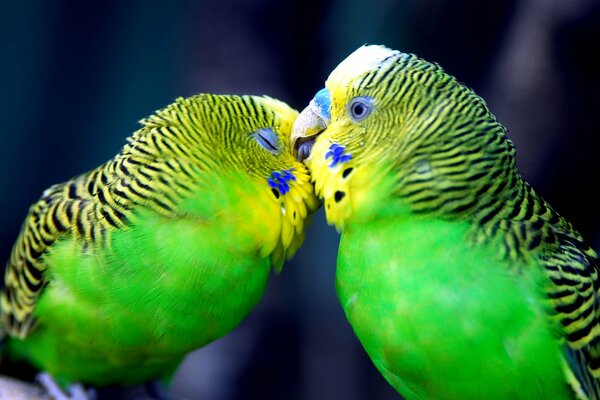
473,179 -> 600,399
319,50 -> 600,398
391,56 -> 600,399
394,59 -> 600,398
1,94 -> 315,340
0,126 -> 199,339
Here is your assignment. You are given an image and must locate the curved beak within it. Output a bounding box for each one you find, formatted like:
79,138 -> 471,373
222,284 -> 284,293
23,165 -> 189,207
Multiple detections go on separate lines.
291,88 -> 331,162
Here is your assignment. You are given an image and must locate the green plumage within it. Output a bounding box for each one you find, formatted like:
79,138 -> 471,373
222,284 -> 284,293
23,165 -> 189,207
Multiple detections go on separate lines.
1,94 -> 319,387
338,209 -> 570,399
292,45 -> 600,399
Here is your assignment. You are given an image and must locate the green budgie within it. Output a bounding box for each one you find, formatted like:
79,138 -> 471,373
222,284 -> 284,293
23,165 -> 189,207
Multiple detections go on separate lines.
1,94 -> 319,397
291,45 -> 600,399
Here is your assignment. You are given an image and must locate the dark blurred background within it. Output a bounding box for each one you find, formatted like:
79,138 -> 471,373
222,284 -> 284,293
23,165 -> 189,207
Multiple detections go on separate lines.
1,1 -> 599,399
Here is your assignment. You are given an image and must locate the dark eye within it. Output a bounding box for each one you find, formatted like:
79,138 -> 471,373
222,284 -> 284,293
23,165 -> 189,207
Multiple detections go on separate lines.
348,97 -> 374,122
252,128 -> 281,155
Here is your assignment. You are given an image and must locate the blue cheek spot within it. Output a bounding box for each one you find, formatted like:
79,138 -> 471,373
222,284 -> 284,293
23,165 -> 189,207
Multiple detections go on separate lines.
268,168 -> 296,196
325,143 -> 352,168
281,169 -> 296,181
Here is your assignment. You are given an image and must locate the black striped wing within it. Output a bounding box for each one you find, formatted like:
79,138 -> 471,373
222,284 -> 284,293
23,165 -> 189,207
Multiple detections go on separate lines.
1,141 -> 199,339
1,180 -> 90,338
545,230 -> 600,400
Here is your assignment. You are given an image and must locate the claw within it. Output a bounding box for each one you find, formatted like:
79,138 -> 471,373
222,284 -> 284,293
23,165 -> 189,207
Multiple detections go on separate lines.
36,373 -> 96,400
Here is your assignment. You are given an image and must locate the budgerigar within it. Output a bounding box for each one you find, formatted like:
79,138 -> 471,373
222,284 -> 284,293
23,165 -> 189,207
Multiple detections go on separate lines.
1,94 -> 319,397
291,45 -> 600,399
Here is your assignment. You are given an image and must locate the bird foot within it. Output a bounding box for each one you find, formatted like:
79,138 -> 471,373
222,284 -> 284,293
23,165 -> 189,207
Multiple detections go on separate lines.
36,372 -> 97,400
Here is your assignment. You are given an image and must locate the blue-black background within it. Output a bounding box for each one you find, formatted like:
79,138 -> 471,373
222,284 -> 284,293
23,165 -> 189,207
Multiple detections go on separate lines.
1,1 -> 599,399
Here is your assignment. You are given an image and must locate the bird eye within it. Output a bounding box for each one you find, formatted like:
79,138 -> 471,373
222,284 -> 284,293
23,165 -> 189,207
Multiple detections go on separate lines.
348,97 -> 374,122
252,128 -> 281,155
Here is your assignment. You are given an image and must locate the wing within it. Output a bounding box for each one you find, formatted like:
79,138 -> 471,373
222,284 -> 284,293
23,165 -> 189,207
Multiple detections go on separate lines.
506,186 -> 600,399
1,178 -> 93,338
543,228 -> 600,400
474,181 -> 600,399
1,129 -> 202,339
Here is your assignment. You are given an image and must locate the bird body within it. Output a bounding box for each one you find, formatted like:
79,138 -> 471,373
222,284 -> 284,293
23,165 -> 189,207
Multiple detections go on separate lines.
6,181 -> 273,385
292,45 -> 600,399
2,94 -> 319,387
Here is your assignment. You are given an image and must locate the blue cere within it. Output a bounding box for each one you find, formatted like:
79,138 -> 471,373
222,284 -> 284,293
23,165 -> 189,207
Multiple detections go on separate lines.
268,168 -> 296,195
325,143 -> 352,168
313,88 -> 331,122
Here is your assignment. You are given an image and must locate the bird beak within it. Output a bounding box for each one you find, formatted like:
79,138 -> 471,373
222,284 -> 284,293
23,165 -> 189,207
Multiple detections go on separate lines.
291,88 -> 331,162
